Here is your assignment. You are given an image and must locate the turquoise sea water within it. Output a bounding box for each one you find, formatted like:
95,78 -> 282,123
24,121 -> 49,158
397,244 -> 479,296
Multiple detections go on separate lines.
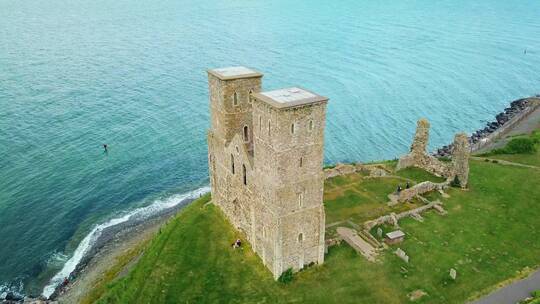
1,0 -> 539,296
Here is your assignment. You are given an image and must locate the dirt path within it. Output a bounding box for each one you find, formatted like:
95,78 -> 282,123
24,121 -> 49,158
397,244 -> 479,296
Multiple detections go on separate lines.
471,157 -> 540,169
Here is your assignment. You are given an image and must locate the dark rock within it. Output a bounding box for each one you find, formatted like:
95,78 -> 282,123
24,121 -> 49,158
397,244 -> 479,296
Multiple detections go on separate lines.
5,291 -> 24,301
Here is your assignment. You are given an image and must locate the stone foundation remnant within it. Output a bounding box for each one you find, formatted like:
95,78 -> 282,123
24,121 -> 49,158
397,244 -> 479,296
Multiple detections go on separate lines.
364,200 -> 447,232
389,180 -> 448,204
336,227 -> 378,262
451,133 -> 470,188
324,163 -> 389,179
207,66 -> 328,279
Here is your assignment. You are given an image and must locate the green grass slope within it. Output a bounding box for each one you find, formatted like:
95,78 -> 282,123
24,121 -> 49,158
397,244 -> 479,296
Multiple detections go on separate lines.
93,157 -> 540,304
480,131 -> 540,166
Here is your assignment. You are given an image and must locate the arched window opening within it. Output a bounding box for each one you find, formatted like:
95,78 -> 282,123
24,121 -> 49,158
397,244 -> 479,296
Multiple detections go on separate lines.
233,92 -> 238,106
243,125 -> 249,142
298,233 -> 303,243
268,120 -> 271,137
299,157 -> 303,167
259,115 -> 262,133
291,123 -> 295,134
298,192 -> 304,208
242,164 -> 247,185
231,154 -> 235,174
309,120 -> 314,131
248,89 -> 253,103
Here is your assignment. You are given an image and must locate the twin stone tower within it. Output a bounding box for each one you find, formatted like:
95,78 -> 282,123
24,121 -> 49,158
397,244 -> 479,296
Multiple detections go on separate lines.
207,67 -> 327,279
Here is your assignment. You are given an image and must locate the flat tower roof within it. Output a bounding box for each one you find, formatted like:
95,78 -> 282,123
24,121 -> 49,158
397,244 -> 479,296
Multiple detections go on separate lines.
208,66 -> 263,80
253,87 -> 328,109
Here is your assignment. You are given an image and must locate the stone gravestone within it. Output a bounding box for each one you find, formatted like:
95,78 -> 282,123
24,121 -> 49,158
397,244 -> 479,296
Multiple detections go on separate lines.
395,248 -> 409,263
377,227 -> 383,238
449,268 -> 457,280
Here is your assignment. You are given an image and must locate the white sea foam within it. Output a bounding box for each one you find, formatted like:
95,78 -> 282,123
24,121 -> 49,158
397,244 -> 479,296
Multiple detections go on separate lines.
0,281 -> 24,299
42,186 -> 210,298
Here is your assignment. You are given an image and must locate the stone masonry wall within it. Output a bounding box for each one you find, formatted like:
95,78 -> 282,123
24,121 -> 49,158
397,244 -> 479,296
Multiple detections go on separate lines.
208,69 -> 327,279
451,133 -> 470,188
396,119 -> 452,178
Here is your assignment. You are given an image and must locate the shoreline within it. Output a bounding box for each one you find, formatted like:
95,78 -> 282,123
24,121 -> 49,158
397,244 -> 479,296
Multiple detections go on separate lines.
3,97 -> 539,304
0,187 -> 210,303
54,206 -> 183,303
434,95 -> 540,157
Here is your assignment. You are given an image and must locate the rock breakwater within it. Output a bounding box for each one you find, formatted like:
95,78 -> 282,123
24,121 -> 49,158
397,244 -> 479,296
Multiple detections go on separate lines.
434,96 -> 540,157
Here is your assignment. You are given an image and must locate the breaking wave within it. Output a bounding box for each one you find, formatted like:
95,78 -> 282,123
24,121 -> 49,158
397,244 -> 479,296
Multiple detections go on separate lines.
41,186 -> 210,298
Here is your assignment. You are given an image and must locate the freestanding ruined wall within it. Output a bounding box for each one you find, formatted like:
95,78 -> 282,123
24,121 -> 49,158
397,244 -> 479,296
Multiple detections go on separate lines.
396,119 -> 451,177
396,119 -> 470,190
411,119 -> 430,154
451,133 -> 470,188
208,67 -> 327,279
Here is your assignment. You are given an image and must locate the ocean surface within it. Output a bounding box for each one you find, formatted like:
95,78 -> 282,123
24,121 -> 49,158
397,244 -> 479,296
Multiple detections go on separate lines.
0,0 -> 539,296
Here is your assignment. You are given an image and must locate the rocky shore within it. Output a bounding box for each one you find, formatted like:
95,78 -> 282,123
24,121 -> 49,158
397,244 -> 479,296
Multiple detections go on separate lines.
434,96 -> 540,157
1,194 -> 201,304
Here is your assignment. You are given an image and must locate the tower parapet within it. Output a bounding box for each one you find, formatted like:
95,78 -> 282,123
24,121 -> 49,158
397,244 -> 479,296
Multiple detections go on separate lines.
207,67 -> 262,149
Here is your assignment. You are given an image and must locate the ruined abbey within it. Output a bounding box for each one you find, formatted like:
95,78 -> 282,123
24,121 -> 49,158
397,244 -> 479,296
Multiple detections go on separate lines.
207,67 -> 327,279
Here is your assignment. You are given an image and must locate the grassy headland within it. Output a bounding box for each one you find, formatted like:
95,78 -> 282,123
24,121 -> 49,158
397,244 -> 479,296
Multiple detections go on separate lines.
80,141 -> 540,303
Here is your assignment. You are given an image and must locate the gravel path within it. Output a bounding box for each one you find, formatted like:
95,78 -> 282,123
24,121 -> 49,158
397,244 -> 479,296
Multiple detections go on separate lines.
472,269 -> 540,304
471,157 -> 540,169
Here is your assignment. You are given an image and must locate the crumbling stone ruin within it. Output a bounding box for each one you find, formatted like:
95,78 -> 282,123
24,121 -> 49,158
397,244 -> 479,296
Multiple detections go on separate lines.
364,199 -> 447,232
396,119 -> 451,177
324,163 -> 389,179
451,133 -> 470,188
390,181 -> 447,204
207,67 -> 327,279
396,119 -> 470,188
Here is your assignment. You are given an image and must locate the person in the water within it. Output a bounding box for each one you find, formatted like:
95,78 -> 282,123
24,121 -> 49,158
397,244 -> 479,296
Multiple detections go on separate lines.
103,144 -> 108,152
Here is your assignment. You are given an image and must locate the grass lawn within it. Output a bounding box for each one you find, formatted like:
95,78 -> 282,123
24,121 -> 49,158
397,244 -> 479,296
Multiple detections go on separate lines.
395,167 -> 446,183
323,172 -> 422,238
479,131 -> 540,167
91,155 -> 540,303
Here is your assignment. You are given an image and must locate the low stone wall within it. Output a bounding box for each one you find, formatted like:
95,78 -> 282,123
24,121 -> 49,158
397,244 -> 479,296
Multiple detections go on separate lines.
397,153 -> 452,178
364,200 -> 445,231
394,181 -> 448,203
324,163 -> 389,179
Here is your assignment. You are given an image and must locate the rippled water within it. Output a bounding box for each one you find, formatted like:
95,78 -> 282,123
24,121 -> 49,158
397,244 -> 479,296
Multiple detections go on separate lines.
1,0 -> 539,296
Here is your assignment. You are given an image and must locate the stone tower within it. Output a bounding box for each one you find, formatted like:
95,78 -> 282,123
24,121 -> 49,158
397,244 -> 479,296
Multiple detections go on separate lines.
207,67 -> 327,279
251,87 -> 327,276
207,67 -> 262,238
